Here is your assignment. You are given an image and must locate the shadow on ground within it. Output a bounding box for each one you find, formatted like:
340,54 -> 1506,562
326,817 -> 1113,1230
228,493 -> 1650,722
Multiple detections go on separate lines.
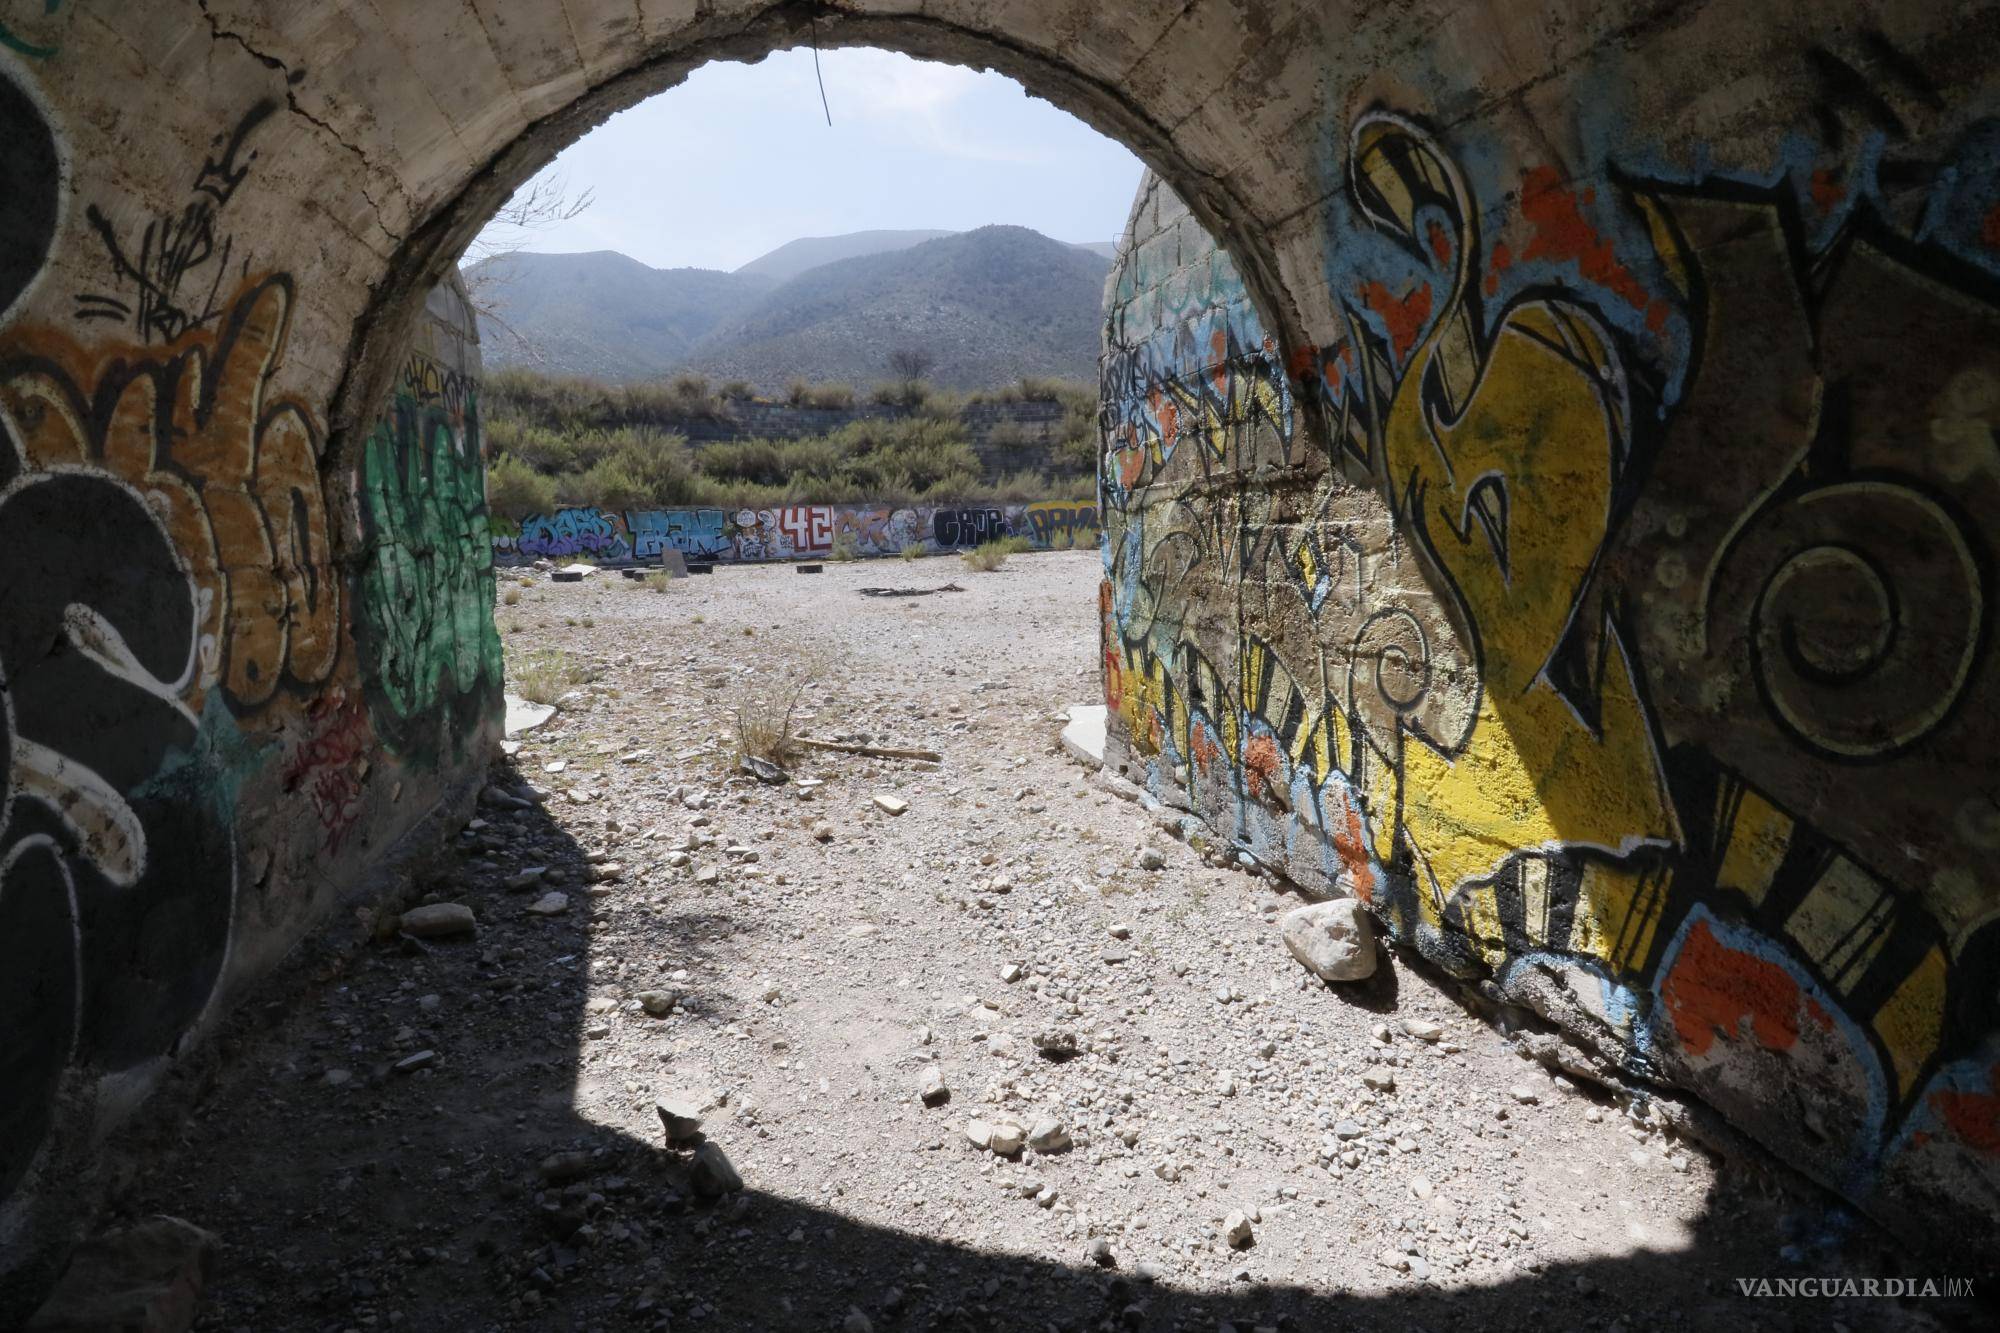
90,759 -> 1993,1333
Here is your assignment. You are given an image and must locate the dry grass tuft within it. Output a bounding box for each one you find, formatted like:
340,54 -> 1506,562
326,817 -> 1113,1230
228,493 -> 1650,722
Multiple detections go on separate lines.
510,648 -> 589,704
732,670 -> 815,769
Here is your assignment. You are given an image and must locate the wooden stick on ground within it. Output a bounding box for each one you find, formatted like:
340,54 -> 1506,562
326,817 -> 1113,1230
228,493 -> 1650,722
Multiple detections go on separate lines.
794,737 -> 943,763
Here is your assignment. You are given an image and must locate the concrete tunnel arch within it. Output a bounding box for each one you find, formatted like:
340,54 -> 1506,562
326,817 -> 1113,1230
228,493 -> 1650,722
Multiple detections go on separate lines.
4,0 -> 2000,1310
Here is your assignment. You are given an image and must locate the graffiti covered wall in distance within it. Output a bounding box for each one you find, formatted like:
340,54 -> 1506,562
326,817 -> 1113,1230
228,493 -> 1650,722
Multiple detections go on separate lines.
1100,136 -> 2000,1239
499,499 -> 1100,563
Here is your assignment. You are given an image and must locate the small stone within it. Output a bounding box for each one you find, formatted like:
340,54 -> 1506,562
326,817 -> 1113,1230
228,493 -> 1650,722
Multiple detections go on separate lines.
1027,1117 -> 1071,1153
919,1066 -> 949,1107
1153,1160 -> 1180,1182
1000,963 -> 1024,984
1509,1084 -> 1539,1105
1138,848 -> 1166,871
503,867 -> 546,892
986,1120 -> 1026,1156
1277,899 -> 1377,982
1216,1073 -> 1237,1097
417,993 -> 441,1012
1409,1175 -> 1434,1200
587,862 -> 624,883
689,1142 -> 742,1198
538,1151 -> 594,1183
1223,1210 -> 1254,1249
1361,1069 -> 1396,1092
1401,1018 -> 1444,1043
964,1120 -> 994,1151
393,1050 -> 437,1074
322,1068 -> 351,1087
694,865 -> 721,886
1377,1250 -> 1411,1273
524,892 -> 569,915
1575,1275 -> 1597,1297
636,989 -> 678,1016
842,1311 -> 873,1333
656,1093 -> 707,1141
1334,1120 -> 1364,1140
1107,923 -> 1132,939
873,794 -> 909,816
1088,1238 -> 1115,1267
584,1023 -> 611,1040
811,821 -> 835,842
1031,1030 -> 1079,1058
1034,1185 -> 1059,1209
399,903 -> 476,938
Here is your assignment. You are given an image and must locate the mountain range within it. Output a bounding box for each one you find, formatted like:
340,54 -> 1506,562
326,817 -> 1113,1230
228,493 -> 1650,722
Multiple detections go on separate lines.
467,226 -> 1115,388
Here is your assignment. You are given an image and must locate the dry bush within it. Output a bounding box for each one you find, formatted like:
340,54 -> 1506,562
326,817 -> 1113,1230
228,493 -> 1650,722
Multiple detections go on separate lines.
829,531 -> 861,562
732,668 -> 816,769
510,648 -> 589,705
899,541 -> 923,562
961,541 -> 1011,572
643,571 -> 675,593
502,586 -> 522,606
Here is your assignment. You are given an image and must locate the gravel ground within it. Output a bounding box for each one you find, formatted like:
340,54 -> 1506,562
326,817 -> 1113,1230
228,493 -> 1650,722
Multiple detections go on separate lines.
108,551 -> 1972,1332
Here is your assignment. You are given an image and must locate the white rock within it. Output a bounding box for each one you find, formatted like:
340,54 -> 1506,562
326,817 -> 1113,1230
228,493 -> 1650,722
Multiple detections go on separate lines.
919,1065 -> 949,1106
1028,1117 -> 1071,1153
524,891 -> 569,915
873,794 -> 909,816
1401,1018 -> 1444,1042
964,1120 -> 994,1150
987,1119 -> 1026,1156
1223,1210 -> 1254,1249
656,1092 -> 709,1140
1510,1084 -> 1539,1105
1277,899 -> 1378,982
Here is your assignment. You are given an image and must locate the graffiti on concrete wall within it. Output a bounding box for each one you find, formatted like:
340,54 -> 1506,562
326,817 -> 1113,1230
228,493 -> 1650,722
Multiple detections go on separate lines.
0,75 -> 489,1213
354,348 -> 503,764
1102,111 -> 2000,1208
502,499 -> 1100,563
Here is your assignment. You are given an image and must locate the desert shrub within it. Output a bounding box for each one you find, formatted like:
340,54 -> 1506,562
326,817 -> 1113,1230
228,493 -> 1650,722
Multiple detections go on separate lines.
871,378 -> 933,409
486,452 -> 558,520
643,571 -> 675,592
899,541 -> 923,562
509,647 -> 589,704
732,671 -> 813,769
829,530 -> 861,562
784,380 -> 854,409
961,540 -> 1011,572
719,379 -> 756,400
502,586 -> 522,606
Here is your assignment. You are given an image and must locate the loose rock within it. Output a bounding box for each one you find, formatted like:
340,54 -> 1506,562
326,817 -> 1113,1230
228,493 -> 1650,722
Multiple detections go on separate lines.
399,903 -> 476,938
1277,899 -> 1377,982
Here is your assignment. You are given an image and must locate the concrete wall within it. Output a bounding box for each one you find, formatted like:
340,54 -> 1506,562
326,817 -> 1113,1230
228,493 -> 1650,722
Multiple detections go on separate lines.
0,0 -> 1996,1298
0,253 -> 498,1318
497,498 -> 1098,563
1102,151 -> 2000,1241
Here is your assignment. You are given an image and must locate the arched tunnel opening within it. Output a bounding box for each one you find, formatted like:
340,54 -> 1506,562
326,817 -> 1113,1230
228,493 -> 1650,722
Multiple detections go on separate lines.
2,3 -> 1997,1327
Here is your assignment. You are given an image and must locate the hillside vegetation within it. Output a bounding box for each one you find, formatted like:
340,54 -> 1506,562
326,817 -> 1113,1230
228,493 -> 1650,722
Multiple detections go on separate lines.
482,366 -> 1098,519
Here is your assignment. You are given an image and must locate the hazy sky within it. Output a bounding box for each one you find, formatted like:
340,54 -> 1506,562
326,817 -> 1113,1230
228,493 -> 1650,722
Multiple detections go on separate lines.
473,48 -> 1147,273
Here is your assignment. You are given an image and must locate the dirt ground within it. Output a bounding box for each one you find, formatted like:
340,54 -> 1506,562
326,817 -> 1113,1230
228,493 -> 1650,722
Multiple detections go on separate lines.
107,550 -> 1977,1332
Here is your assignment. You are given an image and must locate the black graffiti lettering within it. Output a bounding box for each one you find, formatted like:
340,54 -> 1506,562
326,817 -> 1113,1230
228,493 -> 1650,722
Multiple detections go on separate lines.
73,99 -> 273,342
